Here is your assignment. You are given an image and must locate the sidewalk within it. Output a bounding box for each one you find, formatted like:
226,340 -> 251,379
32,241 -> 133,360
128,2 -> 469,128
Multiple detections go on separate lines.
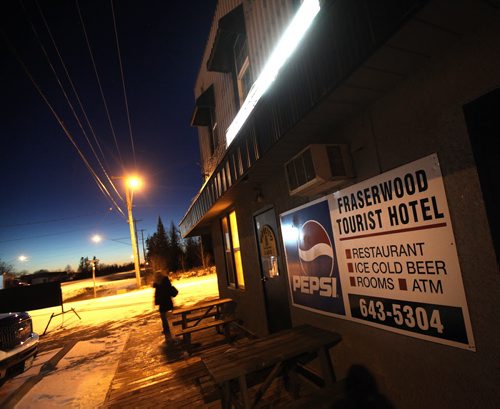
103,311 -> 301,408
1,305 -> 302,408
103,311 -> 224,408
1,275 -> 232,408
1,310 -> 222,409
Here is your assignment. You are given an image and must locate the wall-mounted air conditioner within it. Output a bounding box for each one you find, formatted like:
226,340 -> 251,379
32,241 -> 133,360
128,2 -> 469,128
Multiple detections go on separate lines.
284,144 -> 354,196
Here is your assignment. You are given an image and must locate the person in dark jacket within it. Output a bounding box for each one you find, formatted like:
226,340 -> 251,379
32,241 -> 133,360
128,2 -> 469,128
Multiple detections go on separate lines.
153,271 -> 177,343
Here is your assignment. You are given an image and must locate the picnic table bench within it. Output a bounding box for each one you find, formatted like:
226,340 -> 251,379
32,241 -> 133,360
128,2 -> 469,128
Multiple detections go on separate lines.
171,297 -> 236,348
201,324 -> 342,409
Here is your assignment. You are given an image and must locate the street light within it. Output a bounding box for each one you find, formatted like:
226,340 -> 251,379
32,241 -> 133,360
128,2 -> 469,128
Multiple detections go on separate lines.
88,256 -> 99,298
125,175 -> 142,289
90,235 -> 103,298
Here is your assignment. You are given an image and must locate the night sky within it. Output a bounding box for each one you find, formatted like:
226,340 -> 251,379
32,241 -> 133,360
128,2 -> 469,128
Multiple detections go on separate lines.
0,0 -> 217,273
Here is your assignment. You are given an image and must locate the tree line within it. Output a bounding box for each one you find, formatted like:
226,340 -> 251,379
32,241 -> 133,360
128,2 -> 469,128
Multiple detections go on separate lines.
77,257 -> 134,277
0,217 -> 210,287
75,217 -> 208,277
146,217 -> 209,273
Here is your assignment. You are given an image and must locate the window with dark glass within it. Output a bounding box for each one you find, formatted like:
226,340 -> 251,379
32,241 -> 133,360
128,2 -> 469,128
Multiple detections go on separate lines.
234,35 -> 251,105
208,108 -> 218,156
190,85 -> 217,157
206,6 -> 251,109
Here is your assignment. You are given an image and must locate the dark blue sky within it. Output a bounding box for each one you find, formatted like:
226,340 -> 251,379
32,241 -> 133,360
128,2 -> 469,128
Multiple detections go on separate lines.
0,0 -> 216,273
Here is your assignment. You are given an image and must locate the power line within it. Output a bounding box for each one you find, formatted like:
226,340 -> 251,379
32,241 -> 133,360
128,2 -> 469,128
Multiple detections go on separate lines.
0,210 -> 112,228
23,0 -> 125,209
75,0 -> 124,168
108,237 -> 132,246
2,1 -> 147,223
35,0 -> 124,203
0,221 -> 122,244
2,32 -> 126,218
1,8 -> 127,219
111,0 -> 136,167
139,228 -> 147,263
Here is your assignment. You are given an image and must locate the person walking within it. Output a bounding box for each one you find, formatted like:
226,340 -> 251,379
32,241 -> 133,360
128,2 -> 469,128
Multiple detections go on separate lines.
153,271 -> 178,344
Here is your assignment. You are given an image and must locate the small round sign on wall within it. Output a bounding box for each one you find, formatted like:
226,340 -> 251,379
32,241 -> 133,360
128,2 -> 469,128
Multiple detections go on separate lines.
260,225 -> 279,278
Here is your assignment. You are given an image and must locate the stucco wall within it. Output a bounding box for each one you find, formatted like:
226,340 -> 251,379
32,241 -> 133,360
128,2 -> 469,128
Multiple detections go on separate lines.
209,5 -> 499,408
276,13 -> 500,409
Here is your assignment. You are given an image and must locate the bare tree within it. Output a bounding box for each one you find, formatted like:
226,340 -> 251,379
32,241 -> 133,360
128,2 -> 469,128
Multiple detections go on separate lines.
0,258 -> 14,274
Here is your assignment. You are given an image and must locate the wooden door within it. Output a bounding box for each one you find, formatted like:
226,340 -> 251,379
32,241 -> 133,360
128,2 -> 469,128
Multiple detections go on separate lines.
254,207 -> 292,333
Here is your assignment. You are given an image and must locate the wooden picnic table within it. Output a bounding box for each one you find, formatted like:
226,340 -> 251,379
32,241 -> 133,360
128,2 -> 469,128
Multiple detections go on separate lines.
171,298 -> 236,348
201,324 -> 342,409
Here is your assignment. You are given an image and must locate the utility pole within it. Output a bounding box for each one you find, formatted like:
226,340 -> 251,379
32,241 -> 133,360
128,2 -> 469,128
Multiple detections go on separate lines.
125,183 -> 141,289
200,237 -> 206,269
89,257 -> 99,298
139,229 -> 147,267
113,174 -> 143,289
134,219 -> 142,272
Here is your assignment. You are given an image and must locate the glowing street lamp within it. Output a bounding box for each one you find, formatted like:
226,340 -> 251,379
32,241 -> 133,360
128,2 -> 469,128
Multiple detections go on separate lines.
125,175 -> 143,289
127,176 -> 142,190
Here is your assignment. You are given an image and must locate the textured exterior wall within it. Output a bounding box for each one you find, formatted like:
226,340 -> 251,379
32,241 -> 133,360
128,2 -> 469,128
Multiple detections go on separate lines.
283,12 -> 500,409
193,1 -> 500,407
193,0 -> 242,180
194,0 -> 298,181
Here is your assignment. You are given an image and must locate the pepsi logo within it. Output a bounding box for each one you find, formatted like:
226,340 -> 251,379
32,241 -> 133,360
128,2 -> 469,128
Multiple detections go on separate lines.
298,220 -> 334,277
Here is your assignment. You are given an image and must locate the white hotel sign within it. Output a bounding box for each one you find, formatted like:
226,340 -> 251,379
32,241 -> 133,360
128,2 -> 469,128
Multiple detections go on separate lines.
281,154 -> 475,350
332,153 -> 475,350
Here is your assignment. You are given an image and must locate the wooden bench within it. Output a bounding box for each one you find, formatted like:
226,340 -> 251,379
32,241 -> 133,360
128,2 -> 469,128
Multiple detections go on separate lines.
201,324 -> 342,409
171,311 -> 219,326
170,298 -> 236,350
173,317 -> 237,340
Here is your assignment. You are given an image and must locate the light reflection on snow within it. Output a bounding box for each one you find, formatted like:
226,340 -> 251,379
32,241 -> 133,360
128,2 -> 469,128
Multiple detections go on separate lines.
0,273 -> 219,408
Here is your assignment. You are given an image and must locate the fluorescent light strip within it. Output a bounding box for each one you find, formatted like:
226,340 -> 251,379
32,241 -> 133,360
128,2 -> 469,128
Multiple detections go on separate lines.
226,0 -> 321,146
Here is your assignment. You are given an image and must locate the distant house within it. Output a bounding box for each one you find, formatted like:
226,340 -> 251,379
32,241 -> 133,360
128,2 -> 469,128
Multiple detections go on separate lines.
22,271 -> 68,285
180,1 -> 499,408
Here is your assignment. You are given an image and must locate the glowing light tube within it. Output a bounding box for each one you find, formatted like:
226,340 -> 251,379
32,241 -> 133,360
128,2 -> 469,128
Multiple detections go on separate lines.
226,0 -> 321,146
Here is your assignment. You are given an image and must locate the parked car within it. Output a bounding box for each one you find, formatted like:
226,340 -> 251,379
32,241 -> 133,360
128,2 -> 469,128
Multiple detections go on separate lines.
0,312 -> 39,384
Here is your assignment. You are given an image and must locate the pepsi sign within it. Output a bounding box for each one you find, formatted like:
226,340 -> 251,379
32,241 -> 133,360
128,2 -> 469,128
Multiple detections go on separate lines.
281,198 -> 345,316
298,220 -> 334,276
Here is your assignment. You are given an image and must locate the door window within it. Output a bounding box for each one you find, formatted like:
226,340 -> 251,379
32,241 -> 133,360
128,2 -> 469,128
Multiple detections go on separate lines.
259,225 -> 280,278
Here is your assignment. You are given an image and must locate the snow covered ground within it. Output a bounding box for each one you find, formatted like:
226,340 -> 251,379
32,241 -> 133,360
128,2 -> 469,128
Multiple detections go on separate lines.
27,271 -> 219,335
0,272 -> 220,408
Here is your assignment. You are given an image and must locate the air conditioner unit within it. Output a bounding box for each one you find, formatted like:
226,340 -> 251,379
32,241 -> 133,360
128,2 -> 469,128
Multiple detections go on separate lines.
284,144 -> 354,196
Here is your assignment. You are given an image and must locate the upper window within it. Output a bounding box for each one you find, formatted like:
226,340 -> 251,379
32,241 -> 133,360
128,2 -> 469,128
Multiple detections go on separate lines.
234,35 -> 251,106
190,85 -> 218,158
208,108 -> 218,157
206,5 -> 250,109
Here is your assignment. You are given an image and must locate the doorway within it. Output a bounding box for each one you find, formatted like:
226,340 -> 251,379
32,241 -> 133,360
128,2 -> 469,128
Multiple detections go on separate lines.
254,207 -> 292,333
